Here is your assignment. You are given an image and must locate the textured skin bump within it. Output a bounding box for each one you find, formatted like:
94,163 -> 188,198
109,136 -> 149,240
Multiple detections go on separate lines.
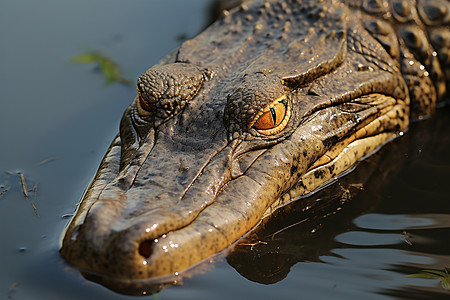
429,28 -> 450,86
417,0 -> 450,26
137,63 -> 208,119
347,0 -> 449,117
391,0 -> 413,22
362,17 -> 401,62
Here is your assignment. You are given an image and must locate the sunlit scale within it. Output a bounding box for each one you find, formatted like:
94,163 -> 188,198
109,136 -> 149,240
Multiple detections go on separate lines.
145,224 -> 158,233
252,95 -> 290,135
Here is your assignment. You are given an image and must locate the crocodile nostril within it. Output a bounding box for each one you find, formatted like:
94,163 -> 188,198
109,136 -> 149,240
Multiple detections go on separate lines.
138,240 -> 153,258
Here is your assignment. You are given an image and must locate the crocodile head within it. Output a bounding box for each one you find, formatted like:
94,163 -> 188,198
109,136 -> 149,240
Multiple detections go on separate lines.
60,0 -> 412,286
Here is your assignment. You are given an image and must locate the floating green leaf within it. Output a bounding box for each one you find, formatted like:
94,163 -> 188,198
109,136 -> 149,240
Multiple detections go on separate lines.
408,268 -> 450,290
71,51 -> 132,85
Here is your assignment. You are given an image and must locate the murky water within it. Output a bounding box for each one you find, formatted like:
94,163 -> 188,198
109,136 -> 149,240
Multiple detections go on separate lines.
1,1 -> 449,299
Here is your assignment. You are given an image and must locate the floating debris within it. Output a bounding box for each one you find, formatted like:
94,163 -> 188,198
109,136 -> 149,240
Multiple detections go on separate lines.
8,282 -> 17,299
33,183 -> 38,200
31,202 -> 40,218
401,231 -> 413,246
4,170 -> 14,175
339,185 -> 352,204
71,51 -> 132,85
339,183 -> 364,205
238,240 -> 268,251
19,173 -> 28,198
408,268 -> 450,290
349,183 -> 364,190
269,217 -> 309,240
36,156 -> 60,166
0,186 -> 10,199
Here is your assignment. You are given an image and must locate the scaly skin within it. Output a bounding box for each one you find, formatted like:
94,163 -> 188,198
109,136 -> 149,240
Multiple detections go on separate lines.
60,0 -> 449,286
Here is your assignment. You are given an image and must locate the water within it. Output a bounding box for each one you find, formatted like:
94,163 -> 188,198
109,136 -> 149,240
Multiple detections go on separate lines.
1,1 -> 449,299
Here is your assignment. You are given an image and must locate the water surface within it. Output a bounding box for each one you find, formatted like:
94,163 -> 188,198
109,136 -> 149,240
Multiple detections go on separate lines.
1,1 -> 449,299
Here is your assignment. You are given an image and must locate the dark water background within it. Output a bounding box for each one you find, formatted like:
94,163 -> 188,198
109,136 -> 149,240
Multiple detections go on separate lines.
1,0 -> 449,299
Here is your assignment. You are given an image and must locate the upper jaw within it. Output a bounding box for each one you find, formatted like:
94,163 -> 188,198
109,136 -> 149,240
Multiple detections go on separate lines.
61,87 -> 408,283
61,30 -> 410,281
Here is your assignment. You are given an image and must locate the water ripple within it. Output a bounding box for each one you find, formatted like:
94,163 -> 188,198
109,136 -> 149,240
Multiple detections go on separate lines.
354,213 -> 450,231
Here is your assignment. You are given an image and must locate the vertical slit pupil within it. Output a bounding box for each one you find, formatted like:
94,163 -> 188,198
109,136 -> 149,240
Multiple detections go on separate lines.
269,107 -> 277,126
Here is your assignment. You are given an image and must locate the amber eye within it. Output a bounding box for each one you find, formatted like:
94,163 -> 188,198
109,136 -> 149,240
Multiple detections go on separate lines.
253,102 -> 285,129
138,92 -> 151,111
251,95 -> 290,135
136,90 -> 153,116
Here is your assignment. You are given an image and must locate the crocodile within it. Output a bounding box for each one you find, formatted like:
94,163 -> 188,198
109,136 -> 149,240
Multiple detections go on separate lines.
60,0 -> 449,286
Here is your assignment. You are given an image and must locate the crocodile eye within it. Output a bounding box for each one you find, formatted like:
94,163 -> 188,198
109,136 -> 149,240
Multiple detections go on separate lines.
251,95 -> 290,135
138,91 -> 151,111
135,91 -> 152,116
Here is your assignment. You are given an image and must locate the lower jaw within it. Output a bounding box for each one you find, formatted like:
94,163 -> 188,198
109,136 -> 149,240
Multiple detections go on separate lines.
263,101 -> 409,218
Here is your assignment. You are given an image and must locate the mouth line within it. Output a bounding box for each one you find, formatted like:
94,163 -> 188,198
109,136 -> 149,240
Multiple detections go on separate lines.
301,68 -> 406,120
309,93 -> 404,168
268,95 -> 408,214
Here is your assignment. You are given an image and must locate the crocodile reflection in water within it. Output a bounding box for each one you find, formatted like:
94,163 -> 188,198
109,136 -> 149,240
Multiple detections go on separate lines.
228,108 -> 450,285
60,0 -> 449,288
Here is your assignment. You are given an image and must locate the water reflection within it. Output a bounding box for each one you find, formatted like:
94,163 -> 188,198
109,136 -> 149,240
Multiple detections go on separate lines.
338,213 -> 450,246
354,213 -> 449,230
227,135 -> 403,285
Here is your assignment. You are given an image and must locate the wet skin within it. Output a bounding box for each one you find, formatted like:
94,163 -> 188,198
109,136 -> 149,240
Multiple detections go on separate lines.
60,0 -> 449,284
